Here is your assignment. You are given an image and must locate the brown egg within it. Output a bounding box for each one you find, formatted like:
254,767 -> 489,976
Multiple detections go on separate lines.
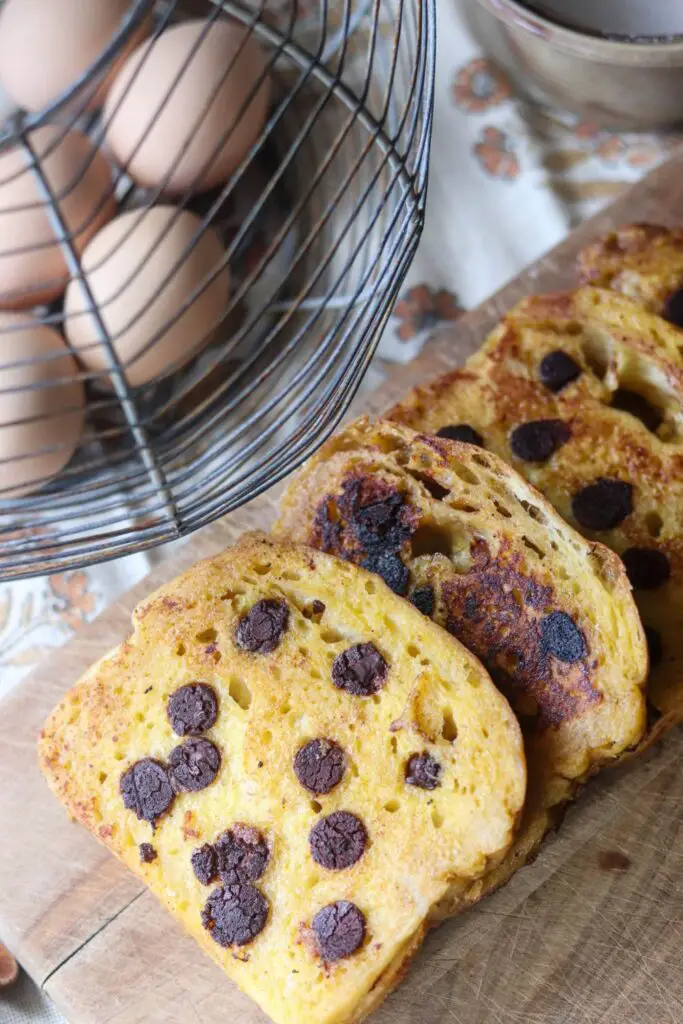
0,313 -> 84,499
0,0 -> 149,112
64,206 -> 230,387
0,126 -> 116,310
104,19 -> 271,195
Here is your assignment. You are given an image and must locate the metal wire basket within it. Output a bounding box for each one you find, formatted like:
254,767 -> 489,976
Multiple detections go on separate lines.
0,0 -> 435,580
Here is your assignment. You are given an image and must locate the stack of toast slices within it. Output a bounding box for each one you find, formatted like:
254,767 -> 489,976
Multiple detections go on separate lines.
40,224 -> 683,1024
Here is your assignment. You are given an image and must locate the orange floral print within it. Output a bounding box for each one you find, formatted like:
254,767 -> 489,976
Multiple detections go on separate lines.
452,58 -> 512,112
393,285 -> 463,342
49,571 -> 96,631
474,127 -> 520,181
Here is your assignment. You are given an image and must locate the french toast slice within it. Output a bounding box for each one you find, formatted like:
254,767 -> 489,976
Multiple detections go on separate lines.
40,533 -> 525,1024
274,418 -> 646,904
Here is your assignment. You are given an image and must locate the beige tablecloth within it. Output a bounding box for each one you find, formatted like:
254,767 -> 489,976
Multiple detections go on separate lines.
0,1 -> 675,1020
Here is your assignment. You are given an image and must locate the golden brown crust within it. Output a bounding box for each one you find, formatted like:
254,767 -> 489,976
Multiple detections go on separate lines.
578,223 -> 683,315
274,417 -> 646,910
389,285 -> 683,731
40,533 -> 525,1024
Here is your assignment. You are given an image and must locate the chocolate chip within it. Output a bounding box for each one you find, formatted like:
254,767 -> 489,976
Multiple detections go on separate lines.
436,424 -> 484,447
361,550 -> 409,595
312,901 -> 366,962
191,843 -> 218,885
572,479 -> 633,531
120,758 -> 174,823
644,625 -> 663,667
168,738 -> 221,793
410,585 -> 435,617
352,492 -> 410,553
139,843 -> 157,863
201,884 -> 268,947
663,286 -> 683,327
294,739 -> 346,794
621,547 -> 670,590
510,419 -> 570,463
405,752 -> 442,790
167,683 -> 218,737
332,643 -> 388,696
539,350 -> 582,392
215,825 -> 269,885
235,599 -> 289,654
540,611 -> 586,663
309,811 -> 367,870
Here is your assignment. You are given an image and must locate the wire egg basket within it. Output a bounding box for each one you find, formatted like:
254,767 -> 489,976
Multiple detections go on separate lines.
0,0 -> 435,580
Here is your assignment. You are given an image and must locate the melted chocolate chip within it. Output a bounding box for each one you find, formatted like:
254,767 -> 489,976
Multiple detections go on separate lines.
201,884 -> 268,947
191,843 -> 218,885
360,550 -> 410,595
294,739 -> 346,794
215,825 -> 269,885
509,419 -> 570,463
352,492 -> 411,553
663,286 -> 683,327
410,585 -> 435,617
168,738 -> 221,793
540,611 -> 586,663
139,843 -> 157,863
312,901 -> 366,962
311,600 -> 325,615
539,350 -> 582,392
405,752 -> 442,790
235,599 -> 289,654
436,424 -> 484,447
167,683 -> 218,737
309,811 -> 368,870
332,643 -> 388,696
621,547 -> 670,590
120,758 -> 174,823
572,479 -> 633,531
644,625 -> 663,667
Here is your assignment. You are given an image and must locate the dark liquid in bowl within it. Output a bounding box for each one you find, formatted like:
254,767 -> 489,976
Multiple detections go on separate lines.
521,0 -> 683,41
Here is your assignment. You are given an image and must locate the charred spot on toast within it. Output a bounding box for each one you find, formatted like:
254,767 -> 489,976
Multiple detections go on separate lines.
313,475 -> 418,593
442,539 -> 599,728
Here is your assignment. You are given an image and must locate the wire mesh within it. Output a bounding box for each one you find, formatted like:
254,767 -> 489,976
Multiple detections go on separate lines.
0,0 -> 435,579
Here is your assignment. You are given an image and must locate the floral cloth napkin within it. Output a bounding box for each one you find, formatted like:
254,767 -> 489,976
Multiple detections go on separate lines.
1,1 -> 677,1021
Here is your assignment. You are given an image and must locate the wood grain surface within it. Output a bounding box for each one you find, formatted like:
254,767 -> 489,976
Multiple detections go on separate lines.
2,152 -> 683,1024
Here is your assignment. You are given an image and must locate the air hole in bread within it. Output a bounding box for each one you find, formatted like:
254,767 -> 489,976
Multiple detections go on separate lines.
519,499 -> 544,522
196,627 -> 217,644
135,712 -> 145,723
383,617 -> 398,634
645,510 -> 663,538
98,771 -> 107,783
581,336 -> 609,380
493,500 -> 513,519
522,535 -> 546,559
407,644 -> 420,657
282,570 -> 302,581
384,799 -> 400,813
390,736 -> 398,753
408,469 -> 450,501
372,694 -> 381,705
320,627 -> 343,644
298,646 -> 309,659
310,800 -> 322,813
451,501 -> 480,513
482,727 -> 489,739
610,388 -> 663,433
365,580 -> 376,595
411,523 -> 452,558
511,588 -> 524,610
442,708 -> 457,742
431,809 -> 444,828
113,751 -> 125,761
253,563 -> 271,576
175,642 -> 186,656
452,464 -> 480,486
471,453 -> 490,469
229,677 -> 252,711
280,702 -> 291,715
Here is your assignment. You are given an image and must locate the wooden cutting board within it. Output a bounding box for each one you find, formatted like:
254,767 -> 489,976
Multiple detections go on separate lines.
2,155 -> 683,1024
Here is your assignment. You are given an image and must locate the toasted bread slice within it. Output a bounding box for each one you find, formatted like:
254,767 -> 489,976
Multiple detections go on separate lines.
390,285 -> 682,733
274,418 -> 646,904
40,533 -> 525,1024
578,223 -> 683,320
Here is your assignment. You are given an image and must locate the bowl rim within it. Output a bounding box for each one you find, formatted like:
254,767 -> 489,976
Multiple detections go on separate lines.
476,0 -> 683,61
